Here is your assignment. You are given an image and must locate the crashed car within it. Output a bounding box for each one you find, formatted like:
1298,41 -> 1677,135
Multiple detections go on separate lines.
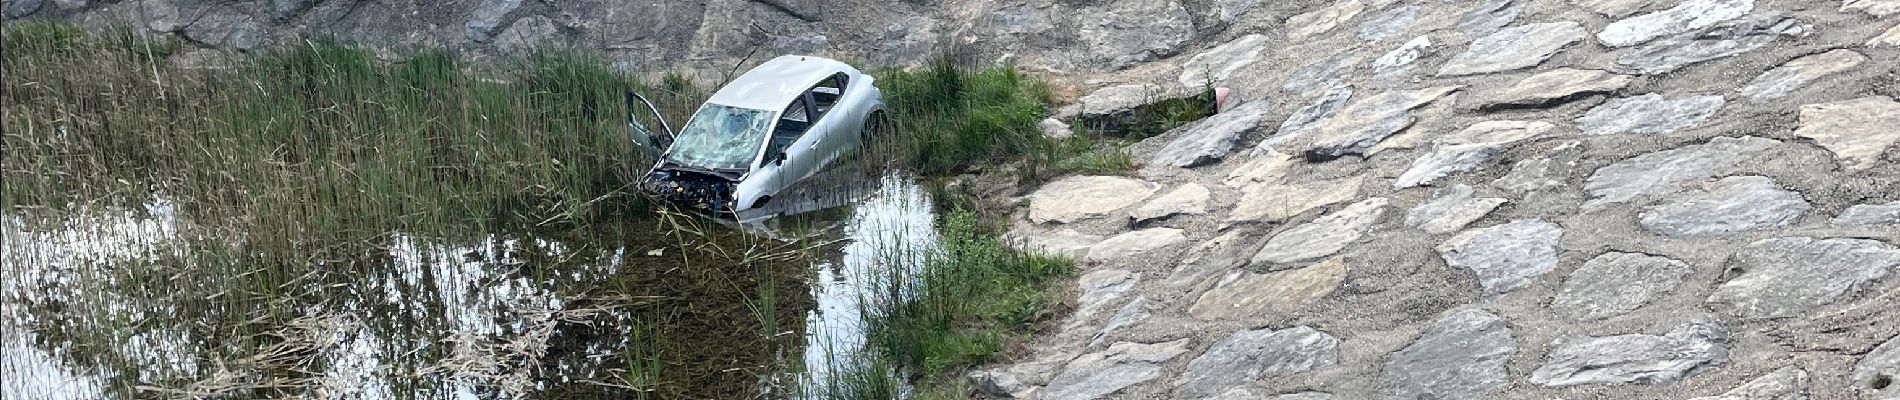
627,55 -> 886,220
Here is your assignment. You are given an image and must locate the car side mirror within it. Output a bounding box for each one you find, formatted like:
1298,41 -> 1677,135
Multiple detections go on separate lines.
771,151 -> 788,166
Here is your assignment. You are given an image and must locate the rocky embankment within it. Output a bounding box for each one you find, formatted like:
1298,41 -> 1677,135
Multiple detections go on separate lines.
994,0 -> 1899,399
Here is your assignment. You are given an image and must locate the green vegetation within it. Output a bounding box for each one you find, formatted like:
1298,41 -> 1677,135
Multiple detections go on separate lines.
3,22 -> 1115,400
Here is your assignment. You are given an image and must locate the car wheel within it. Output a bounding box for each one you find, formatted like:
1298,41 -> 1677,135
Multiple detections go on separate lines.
861,111 -> 887,144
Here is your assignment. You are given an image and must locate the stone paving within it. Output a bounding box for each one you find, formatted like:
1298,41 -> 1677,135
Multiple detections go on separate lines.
990,0 -> 1900,398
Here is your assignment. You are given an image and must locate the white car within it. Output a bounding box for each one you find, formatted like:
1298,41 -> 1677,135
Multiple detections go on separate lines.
627,55 -> 886,220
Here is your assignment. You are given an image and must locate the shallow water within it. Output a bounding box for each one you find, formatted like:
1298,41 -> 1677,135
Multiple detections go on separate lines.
1,171 -> 936,399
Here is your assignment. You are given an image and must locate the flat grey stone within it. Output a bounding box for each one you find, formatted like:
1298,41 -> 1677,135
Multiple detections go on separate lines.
1029,176 -> 1160,224
1437,219 -> 1564,297
1153,100 -> 1272,168
1080,84 -> 1171,116
1575,94 -> 1725,136
1174,326 -> 1340,398
1583,136 -> 1782,209
1252,197 -> 1390,267
1090,297 -> 1150,348
1615,14 -> 1809,75
1216,0 -> 1266,22
1215,390 -> 1335,400
1835,201 -> 1900,227
1012,228 -> 1103,259
1079,0 -> 1196,69
1358,5 -> 1418,41
1573,0 -> 1659,17
1638,176 -> 1809,236
1855,335 -> 1900,399
1042,339 -> 1193,400
1131,183 -> 1212,222
1530,321 -> 1731,387
1181,34 -> 1269,87
1294,86 -> 1463,160
1437,22 -> 1587,77
1874,23 -> 1900,47
1230,175 -> 1365,224
1079,270 -> 1142,311
1707,237 -> 1900,320
1793,96 -> 1900,171
1381,309 -> 1516,400
1551,252 -> 1692,321
970,369 -> 1033,399
1597,0 -> 1753,47
1406,184 -> 1509,235
1845,0 -> 1900,15
1255,86 -> 1356,156
1373,36 -> 1433,76
1169,228 -> 1260,287
1287,0 -> 1368,39
1189,257 -> 1345,321
1457,0 -> 1522,36
1741,49 -> 1869,100
1041,118 -> 1075,139
1088,228 -> 1188,263
1282,52 -> 1361,94
1396,120 -> 1555,188
465,0 -> 522,42
1482,68 -> 1635,110
1686,367 -> 1809,400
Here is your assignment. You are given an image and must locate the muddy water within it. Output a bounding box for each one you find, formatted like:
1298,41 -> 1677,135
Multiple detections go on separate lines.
1,172 -> 936,399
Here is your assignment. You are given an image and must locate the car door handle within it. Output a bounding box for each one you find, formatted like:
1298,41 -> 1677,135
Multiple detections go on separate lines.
809,138 -> 821,148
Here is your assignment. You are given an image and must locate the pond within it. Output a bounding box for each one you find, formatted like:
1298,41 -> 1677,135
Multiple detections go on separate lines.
1,169 -> 937,399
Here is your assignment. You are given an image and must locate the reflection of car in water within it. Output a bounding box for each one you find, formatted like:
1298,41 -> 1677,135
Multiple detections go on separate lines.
627,55 -> 886,222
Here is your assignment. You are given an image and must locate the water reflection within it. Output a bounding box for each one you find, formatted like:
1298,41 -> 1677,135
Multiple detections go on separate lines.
2,171 -> 935,399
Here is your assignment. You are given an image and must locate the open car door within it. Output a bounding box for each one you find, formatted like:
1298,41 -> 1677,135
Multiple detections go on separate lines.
625,91 -> 675,160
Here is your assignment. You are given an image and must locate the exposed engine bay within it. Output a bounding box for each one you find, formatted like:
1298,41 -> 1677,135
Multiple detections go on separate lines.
641,167 -> 739,216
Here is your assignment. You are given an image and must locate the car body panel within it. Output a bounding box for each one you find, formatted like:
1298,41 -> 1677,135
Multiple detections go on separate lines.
628,55 -> 884,221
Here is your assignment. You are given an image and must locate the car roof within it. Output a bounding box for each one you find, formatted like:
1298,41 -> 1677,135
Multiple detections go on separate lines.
705,55 -> 857,111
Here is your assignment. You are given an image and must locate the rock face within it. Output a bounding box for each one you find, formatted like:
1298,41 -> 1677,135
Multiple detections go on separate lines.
1189,257 -> 1346,320
465,0 -> 523,43
1741,49 -> 1869,100
1079,0 -> 1195,69
1616,14 -> 1809,75
1152,100 -> 1271,168
1706,237 -> 1900,320
1180,35 -> 1269,88
1287,0 -> 1368,39
1293,86 -> 1463,160
1438,219 -> 1564,297
1088,228 -> 1189,262
1252,198 -> 1390,268
1028,176 -> 1159,223
1174,326 -> 1340,398
1855,336 -> 1900,399
1529,321 -> 1731,387
1373,36 -> 1433,76
1792,96 -> 1900,171
1041,339 -> 1193,400
1437,22 -> 1587,77
1481,68 -> 1635,110
1357,5 -> 1417,41
1551,252 -> 1692,321
1575,94 -> 1726,136
1257,86 -> 1357,155
1596,0 -> 1753,47
1835,201 -> 1900,227
1406,185 -> 1508,234
1230,175 -> 1365,224
1686,367 -> 1809,400
1395,120 -> 1555,188
1638,176 -> 1809,236
1130,183 -> 1212,223
1282,52 -> 1361,95
1583,136 -> 1782,209
1381,309 -> 1516,400
1457,0 -> 1522,36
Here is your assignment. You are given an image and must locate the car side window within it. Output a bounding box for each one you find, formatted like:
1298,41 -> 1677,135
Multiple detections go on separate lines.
764,96 -> 811,163
810,74 -> 847,121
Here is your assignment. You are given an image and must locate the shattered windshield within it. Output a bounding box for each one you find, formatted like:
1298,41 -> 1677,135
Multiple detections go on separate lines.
664,104 -> 775,171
